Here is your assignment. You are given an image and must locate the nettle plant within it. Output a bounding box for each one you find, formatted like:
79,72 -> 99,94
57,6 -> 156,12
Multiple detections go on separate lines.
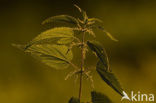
13,5 -> 124,103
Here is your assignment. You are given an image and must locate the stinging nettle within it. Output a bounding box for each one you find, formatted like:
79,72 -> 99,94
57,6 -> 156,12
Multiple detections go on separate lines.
13,4 -> 124,103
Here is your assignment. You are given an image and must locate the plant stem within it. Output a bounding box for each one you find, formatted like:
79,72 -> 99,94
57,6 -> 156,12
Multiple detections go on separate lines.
79,32 -> 85,102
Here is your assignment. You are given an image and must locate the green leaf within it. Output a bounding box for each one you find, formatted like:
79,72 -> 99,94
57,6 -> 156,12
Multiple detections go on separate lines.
96,61 -> 123,96
88,18 -> 118,41
87,41 -> 123,96
42,15 -> 78,25
74,4 -> 88,23
68,97 -> 80,103
98,26 -> 118,42
91,91 -> 112,103
18,44 -> 73,70
25,27 -> 75,49
88,18 -> 103,25
87,40 -> 110,71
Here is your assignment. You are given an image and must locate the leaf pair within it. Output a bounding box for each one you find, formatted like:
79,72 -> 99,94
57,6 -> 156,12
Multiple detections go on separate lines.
41,5 -> 118,41
74,5 -> 117,41
68,91 -> 112,103
13,27 -> 76,70
87,41 -> 123,96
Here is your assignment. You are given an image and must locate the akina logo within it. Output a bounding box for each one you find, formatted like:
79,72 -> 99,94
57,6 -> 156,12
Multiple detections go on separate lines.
121,91 -> 154,102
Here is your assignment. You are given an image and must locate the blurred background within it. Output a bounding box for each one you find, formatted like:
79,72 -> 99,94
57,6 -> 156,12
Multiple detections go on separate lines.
0,0 -> 156,103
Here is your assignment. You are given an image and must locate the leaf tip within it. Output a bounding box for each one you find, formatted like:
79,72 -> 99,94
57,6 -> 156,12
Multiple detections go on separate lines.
112,38 -> 119,42
105,31 -> 119,42
74,4 -> 81,12
12,43 -> 22,49
12,43 -> 28,51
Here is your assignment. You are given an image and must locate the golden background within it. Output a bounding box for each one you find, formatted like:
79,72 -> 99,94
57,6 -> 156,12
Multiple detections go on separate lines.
0,0 -> 156,102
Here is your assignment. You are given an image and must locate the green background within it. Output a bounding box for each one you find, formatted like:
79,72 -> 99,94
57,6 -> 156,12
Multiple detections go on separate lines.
0,0 -> 156,102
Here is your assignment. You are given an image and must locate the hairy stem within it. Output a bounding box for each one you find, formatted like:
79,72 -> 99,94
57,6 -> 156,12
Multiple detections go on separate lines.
79,32 -> 85,102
